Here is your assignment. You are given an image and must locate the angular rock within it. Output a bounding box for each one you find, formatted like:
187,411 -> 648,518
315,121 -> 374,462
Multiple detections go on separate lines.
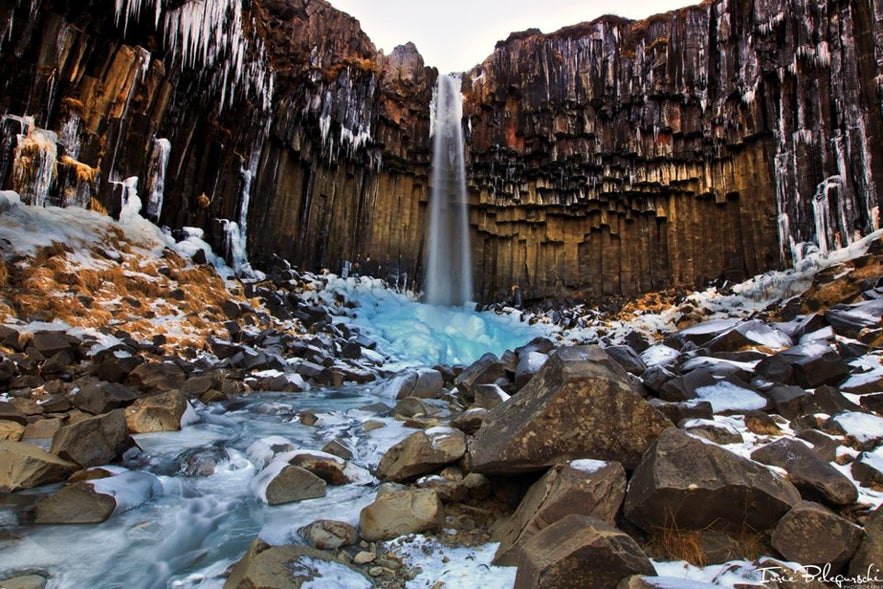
603,345 -> 647,376
125,391 -> 189,433
648,398 -> 713,424
704,320 -> 792,353
777,343 -> 850,388
771,501 -> 862,570
0,400 -> 28,425
493,460 -> 627,565
359,488 -> 444,541
825,411 -> 883,450
410,368 -> 445,399
224,538 -> 369,589
320,439 -> 354,461
93,352 -> 141,383
125,361 -> 187,393
0,420 -> 25,441
299,519 -> 358,550
376,426 -> 466,482
681,419 -> 744,445
768,385 -> 812,419
515,351 -> 548,389
474,383 -> 509,409
751,438 -> 857,506
825,299 -> 883,338
470,346 -> 671,473
285,450 -> 370,485
0,439 -> 77,491
451,407 -> 488,435
31,330 -> 77,357
260,464 -> 327,506
0,575 -> 48,589
454,352 -> 507,397
849,506 -> 883,578
625,427 -> 801,532
73,381 -> 138,415
851,451 -> 883,486
50,409 -> 130,467
514,514 -> 655,589
35,481 -> 117,523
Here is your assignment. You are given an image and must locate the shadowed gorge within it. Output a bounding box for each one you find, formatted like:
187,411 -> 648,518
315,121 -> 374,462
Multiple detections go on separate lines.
0,0 -> 880,302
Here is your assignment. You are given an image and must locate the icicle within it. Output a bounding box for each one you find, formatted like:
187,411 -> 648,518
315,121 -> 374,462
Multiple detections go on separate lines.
11,119 -> 57,207
145,137 -> 171,220
58,110 -> 82,160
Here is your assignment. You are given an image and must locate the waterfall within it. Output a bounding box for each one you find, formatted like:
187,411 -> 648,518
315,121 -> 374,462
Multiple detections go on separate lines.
424,73 -> 473,307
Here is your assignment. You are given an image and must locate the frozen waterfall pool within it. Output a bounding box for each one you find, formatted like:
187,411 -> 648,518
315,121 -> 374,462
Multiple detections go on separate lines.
0,388 -> 515,589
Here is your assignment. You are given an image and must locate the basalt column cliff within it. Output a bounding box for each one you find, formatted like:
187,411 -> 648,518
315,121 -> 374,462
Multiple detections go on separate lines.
0,0 -> 881,303
463,0 -> 883,300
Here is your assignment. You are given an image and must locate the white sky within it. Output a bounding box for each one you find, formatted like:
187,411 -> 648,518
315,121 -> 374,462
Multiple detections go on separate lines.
327,0 -> 699,73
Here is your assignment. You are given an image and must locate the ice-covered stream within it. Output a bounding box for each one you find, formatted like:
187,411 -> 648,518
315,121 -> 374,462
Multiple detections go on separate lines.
0,385 -> 517,588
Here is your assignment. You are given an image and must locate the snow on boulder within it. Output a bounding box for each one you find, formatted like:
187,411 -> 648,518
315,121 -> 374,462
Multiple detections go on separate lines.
704,320 -> 792,353
280,449 -> 372,486
825,411 -> 883,450
245,436 -> 295,469
375,426 -> 466,482
470,346 -> 672,473
35,470 -> 162,523
693,381 -> 769,413
249,461 -> 326,505
624,427 -> 801,533
640,344 -> 681,368
492,460 -> 626,565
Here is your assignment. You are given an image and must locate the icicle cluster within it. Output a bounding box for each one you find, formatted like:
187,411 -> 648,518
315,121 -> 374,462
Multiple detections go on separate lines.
145,137 -> 171,220
112,0 -> 274,113
10,116 -> 57,207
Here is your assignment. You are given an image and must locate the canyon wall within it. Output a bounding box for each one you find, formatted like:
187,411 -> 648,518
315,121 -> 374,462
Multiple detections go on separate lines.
0,0 -> 880,303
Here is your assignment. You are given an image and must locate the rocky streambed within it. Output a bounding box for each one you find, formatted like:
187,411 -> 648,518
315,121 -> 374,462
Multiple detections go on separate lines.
1,196 -> 883,588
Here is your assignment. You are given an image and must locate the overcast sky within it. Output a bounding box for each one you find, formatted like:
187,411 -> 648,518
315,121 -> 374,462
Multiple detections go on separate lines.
327,0 -> 699,73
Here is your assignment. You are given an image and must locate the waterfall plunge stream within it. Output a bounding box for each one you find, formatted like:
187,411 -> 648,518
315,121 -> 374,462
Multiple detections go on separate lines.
424,74 -> 473,307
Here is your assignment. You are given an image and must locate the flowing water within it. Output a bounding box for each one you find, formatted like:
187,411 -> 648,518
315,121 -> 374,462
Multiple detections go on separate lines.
0,387 -> 414,588
424,73 -> 472,307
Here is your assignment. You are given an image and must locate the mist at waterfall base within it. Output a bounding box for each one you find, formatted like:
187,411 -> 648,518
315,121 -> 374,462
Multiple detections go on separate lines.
424,73 -> 473,308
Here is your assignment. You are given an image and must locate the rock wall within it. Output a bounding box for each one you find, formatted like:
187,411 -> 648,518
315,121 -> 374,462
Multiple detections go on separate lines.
463,0 -> 883,300
0,0 -> 881,303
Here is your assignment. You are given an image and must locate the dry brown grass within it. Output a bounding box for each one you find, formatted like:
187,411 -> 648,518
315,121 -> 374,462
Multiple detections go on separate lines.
59,156 -> 99,183
647,528 -> 706,567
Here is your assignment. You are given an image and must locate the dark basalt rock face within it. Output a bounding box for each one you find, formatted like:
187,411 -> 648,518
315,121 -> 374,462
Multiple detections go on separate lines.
0,0 -> 881,302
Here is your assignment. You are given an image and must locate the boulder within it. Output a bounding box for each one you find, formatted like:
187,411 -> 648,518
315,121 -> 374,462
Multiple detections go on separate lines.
359,488 -> 444,541
285,450 -> 371,485
703,320 -> 791,353
0,418 -> 25,441
299,520 -> 358,550
73,381 -> 138,414
0,401 -> 28,425
849,506 -> 883,578
776,342 -> 850,388
770,501 -> 862,570
253,464 -> 327,506
493,460 -> 627,565
376,427 -> 466,482
410,368 -> 445,399
0,575 -> 48,589
750,438 -> 857,506
681,419 -> 744,445
515,351 -> 548,389
474,384 -> 509,409
825,411 -> 883,451
31,330 -> 77,357
825,299 -> 883,338
768,385 -> 812,419
92,352 -> 140,383
125,361 -> 186,393
224,538 -> 369,589
125,391 -> 189,433
50,409 -> 130,467
514,514 -> 655,589
851,451 -> 883,486
0,439 -> 77,491
470,346 -> 671,473
624,427 -> 801,533
35,481 -> 116,523
603,345 -> 647,375
450,407 -> 488,435
454,352 -> 507,397
648,399 -> 713,424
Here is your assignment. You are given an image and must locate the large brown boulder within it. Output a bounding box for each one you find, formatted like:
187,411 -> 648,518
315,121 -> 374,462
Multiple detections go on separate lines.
49,409 -> 131,467
493,460 -> 627,565
255,464 -> 327,506
224,538 -> 369,589
0,439 -> 77,491
625,427 -> 801,533
469,346 -> 671,474
359,487 -> 444,541
125,361 -> 186,393
514,514 -> 655,589
125,391 -> 189,433
375,426 -> 466,482
771,501 -> 862,571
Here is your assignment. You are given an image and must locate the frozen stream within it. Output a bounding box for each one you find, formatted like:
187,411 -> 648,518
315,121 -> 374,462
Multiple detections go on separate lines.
0,385 -> 515,588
